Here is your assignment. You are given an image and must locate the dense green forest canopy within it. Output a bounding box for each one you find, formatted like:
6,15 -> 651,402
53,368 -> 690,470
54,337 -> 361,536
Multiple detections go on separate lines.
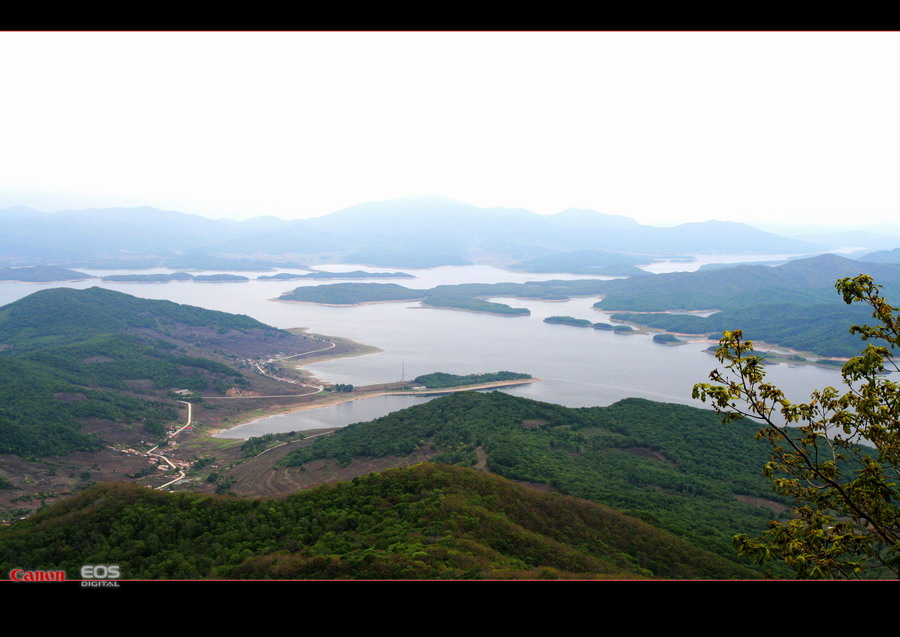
279,391 -> 797,562
0,465 -> 758,579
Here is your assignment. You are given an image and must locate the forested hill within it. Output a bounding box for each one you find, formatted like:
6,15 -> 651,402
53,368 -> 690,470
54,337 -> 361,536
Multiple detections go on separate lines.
593,254 -> 900,312
0,287 -> 278,351
593,254 -> 900,357
0,465 -> 758,579
279,391 -> 789,563
0,266 -> 91,282
0,288 -> 319,457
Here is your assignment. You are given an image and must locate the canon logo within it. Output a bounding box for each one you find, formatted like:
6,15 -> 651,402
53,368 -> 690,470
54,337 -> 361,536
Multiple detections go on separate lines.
9,569 -> 66,582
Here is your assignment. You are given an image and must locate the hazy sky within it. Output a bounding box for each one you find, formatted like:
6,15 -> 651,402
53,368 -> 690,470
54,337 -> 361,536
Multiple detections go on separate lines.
1,32 -> 898,227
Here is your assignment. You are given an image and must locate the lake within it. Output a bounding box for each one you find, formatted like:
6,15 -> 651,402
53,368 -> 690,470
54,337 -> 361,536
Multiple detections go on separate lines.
0,260 -> 845,438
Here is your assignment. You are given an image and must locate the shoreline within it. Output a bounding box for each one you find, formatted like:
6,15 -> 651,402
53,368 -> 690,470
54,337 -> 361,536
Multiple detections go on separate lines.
596,314 -> 850,367
413,304 -> 530,317
275,298 -> 529,317
204,329 -> 381,435
209,377 -> 541,437
284,329 -> 383,361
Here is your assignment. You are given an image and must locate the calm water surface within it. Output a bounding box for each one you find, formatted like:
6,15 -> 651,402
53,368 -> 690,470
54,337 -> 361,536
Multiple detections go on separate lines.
0,261 -> 844,438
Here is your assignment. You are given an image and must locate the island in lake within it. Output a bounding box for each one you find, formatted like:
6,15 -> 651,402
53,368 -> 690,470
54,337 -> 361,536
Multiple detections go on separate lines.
245,370 -> 539,411
409,371 -> 532,388
101,272 -> 250,283
102,272 -> 195,282
278,279 -> 623,316
258,270 -> 414,281
278,282 -> 425,305
544,316 -> 594,327
193,274 -> 250,282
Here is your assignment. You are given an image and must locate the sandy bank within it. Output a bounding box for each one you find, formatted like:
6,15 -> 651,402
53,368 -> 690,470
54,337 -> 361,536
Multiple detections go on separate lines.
210,377 -> 541,436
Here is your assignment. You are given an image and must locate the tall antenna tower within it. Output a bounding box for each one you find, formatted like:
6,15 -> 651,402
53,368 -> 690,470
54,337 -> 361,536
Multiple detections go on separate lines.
401,360 -> 405,382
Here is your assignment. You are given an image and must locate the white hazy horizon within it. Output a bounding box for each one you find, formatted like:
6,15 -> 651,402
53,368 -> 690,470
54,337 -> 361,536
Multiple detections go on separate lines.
2,194 -> 898,237
2,32 -> 899,229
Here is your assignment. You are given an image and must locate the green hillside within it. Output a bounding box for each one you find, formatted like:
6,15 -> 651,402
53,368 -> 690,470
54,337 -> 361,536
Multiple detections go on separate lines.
0,357 -> 177,457
593,254 -> 900,312
613,303 -> 874,357
0,287 -> 316,457
280,391 -> 789,562
0,465 -> 758,579
594,255 -> 900,357
0,286 -> 275,351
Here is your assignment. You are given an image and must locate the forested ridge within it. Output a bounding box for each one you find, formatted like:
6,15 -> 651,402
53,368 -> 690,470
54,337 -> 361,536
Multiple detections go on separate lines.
595,255 -> 900,357
0,464 -> 757,579
613,303 -> 873,357
0,357 -> 178,456
593,254 -> 900,312
0,286 -> 274,350
0,287 -> 311,456
280,391 -> 793,562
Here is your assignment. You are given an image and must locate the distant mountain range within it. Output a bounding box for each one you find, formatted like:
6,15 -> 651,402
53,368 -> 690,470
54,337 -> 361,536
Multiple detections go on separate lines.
0,196 -> 833,269
862,247 -> 900,263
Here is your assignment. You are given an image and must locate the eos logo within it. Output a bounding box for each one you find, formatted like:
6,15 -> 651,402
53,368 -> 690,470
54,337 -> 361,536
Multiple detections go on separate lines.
81,565 -> 120,579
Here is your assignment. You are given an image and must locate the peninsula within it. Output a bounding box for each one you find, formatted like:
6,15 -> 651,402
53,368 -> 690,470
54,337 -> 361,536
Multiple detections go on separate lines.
212,371 -> 539,434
